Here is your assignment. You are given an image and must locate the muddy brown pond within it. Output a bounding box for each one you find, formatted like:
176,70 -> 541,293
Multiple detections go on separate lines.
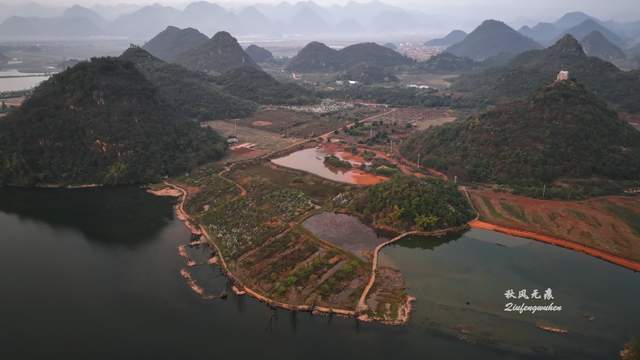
271,147 -> 386,185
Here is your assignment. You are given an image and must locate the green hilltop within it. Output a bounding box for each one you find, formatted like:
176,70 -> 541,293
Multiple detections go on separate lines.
452,35 -> 640,113
121,46 -> 257,120
402,79 -> 640,184
0,57 -> 227,186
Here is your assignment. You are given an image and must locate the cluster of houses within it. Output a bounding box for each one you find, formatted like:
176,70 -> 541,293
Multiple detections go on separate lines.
279,99 -> 354,114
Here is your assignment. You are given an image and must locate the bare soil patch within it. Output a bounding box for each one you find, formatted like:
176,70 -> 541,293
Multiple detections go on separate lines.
469,189 -> 640,262
234,107 -> 383,138
203,120 -> 301,160
251,120 -> 272,127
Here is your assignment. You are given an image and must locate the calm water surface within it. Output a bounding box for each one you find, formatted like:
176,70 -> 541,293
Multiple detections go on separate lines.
0,187 -> 638,359
0,69 -> 50,91
271,147 -> 385,185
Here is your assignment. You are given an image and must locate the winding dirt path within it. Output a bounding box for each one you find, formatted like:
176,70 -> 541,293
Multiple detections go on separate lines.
356,231 -> 423,313
356,224 -> 470,317
163,180 -> 359,318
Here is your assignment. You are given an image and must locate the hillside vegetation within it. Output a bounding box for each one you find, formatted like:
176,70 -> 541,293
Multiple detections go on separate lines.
215,66 -> 316,105
402,80 -> 640,184
452,35 -> 640,113
121,46 -> 257,120
580,30 -> 626,61
446,20 -> 542,60
352,176 -> 475,231
176,31 -> 258,74
0,57 -> 226,186
245,44 -> 274,63
287,41 -> 412,72
142,26 -> 209,62
417,52 -> 476,73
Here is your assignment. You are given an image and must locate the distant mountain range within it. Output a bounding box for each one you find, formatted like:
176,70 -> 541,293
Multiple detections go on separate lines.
0,1 -> 445,39
135,28 -> 313,105
452,35 -> 640,113
446,20 -> 542,61
425,30 -> 467,47
518,11 -> 638,49
581,31 -> 627,61
287,41 -> 412,72
563,19 -> 626,47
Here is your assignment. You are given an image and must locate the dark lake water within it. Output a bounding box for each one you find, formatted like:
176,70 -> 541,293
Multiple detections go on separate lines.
1,187 -> 638,359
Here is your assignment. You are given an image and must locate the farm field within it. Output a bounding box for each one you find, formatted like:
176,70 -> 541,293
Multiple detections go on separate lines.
395,72 -> 458,89
469,189 -> 640,262
332,107 -> 456,150
177,161 -> 410,315
232,106 -> 382,138
203,120 -> 301,161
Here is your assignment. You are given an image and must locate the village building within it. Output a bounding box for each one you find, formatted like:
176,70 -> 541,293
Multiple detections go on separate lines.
556,70 -> 569,82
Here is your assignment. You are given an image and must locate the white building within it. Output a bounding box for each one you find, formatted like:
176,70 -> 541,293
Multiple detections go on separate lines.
556,71 -> 569,82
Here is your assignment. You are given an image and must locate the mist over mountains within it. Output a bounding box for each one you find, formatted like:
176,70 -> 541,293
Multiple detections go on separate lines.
0,1 -> 443,39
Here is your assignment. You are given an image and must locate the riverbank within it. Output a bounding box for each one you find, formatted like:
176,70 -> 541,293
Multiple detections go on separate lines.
155,180 -> 364,321
470,220 -> 640,272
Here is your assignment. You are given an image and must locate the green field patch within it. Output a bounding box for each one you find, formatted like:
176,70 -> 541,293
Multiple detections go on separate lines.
606,203 -> 640,236
499,201 -> 527,223
481,196 -> 503,219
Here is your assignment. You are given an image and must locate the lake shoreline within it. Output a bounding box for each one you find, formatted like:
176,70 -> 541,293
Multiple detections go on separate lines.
470,220 -> 640,272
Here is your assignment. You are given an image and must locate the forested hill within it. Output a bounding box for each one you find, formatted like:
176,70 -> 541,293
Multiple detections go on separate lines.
0,57 -> 227,187
120,46 -> 257,120
245,44 -> 274,63
214,65 -> 317,105
176,31 -> 258,74
287,41 -> 412,72
452,35 -> 640,113
352,176 -> 475,232
142,26 -> 209,62
580,31 -> 626,61
446,20 -> 542,60
401,79 -> 640,184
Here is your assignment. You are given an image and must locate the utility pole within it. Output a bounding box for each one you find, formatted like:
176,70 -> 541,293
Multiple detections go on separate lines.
234,119 -> 238,138
542,184 -> 546,199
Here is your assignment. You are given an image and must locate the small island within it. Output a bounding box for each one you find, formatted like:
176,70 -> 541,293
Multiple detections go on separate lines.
323,155 -> 353,169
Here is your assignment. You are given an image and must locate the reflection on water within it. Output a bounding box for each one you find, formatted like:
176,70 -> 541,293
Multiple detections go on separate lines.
381,229 -> 640,357
0,70 -> 50,91
271,147 -> 386,185
302,212 -> 388,257
0,187 -> 174,246
1,188 -> 638,359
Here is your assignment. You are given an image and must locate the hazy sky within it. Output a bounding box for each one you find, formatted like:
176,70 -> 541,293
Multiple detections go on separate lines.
6,0 -> 640,22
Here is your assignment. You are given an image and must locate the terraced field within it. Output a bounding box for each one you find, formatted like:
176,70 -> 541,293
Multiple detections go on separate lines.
178,162 -> 406,313
469,189 -> 640,262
